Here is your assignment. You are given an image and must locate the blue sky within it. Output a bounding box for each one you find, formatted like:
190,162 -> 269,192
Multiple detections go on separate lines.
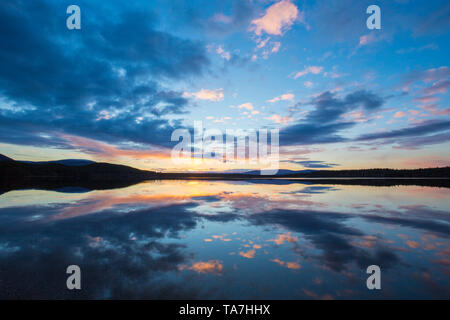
0,0 -> 449,171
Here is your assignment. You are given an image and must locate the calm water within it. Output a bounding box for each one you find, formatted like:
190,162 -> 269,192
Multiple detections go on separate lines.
0,180 -> 449,299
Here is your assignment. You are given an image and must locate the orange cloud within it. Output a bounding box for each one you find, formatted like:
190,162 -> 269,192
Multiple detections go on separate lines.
183,88 -> 224,102
239,249 -> 256,259
271,258 -> 301,269
267,114 -> 293,124
407,241 -> 420,249
268,93 -> 294,103
268,232 -> 298,245
394,111 -> 406,118
60,134 -> 170,160
178,260 -> 223,275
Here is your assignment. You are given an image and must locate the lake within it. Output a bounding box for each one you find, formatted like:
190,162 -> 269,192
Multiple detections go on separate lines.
0,180 -> 449,299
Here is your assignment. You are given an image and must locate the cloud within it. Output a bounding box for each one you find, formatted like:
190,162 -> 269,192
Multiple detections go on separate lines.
179,260 -> 223,275
280,186 -> 339,194
0,202 -> 212,298
239,249 -> 256,259
0,1 -> 209,150
421,79 -> 450,95
271,41 -> 281,53
356,120 -> 450,141
394,111 -> 406,118
237,102 -> 255,110
271,258 -> 301,269
279,90 -> 386,146
216,45 -> 231,60
268,232 -> 298,245
414,95 -> 440,104
422,104 -> 450,116
358,33 -> 376,47
284,160 -> 340,169
304,81 -> 314,88
402,66 -> 450,88
200,1 -> 257,35
59,134 -> 171,160
250,0 -> 300,36
268,93 -> 294,103
183,88 -> 224,101
293,66 -> 323,79
280,121 -> 353,145
257,37 -> 271,49
267,115 -> 293,124
249,209 -> 400,272
307,90 -> 384,124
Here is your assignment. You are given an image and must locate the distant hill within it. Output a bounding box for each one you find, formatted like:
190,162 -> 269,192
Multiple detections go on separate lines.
0,155 -> 157,182
282,167 -> 450,178
0,154 -> 13,162
20,159 -> 96,166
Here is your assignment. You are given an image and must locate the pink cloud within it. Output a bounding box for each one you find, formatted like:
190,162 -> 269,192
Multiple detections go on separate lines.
359,33 -> 376,46
304,81 -> 313,88
421,79 -> 450,95
293,66 -> 323,79
268,93 -> 294,103
413,95 -> 439,104
60,134 -> 170,160
267,114 -> 293,124
183,88 -> 224,102
271,41 -> 281,53
421,104 -> 450,115
237,102 -> 255,110
250,1 -> 300,36
394,111 -> 406,118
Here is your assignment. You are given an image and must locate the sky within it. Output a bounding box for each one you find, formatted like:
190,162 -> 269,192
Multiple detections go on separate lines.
0,0 -> 449,172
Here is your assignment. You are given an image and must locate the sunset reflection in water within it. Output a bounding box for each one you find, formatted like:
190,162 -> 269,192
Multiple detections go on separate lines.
0,180 -> 449,299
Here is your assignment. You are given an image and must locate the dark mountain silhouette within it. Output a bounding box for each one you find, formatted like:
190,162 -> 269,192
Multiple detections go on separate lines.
0,154 -> 13,162
20,159 -> 96,166
0,155 -> 156,180
0,154 -> 158,193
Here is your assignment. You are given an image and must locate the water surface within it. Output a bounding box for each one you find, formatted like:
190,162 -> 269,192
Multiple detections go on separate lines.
0,180 -> 449,299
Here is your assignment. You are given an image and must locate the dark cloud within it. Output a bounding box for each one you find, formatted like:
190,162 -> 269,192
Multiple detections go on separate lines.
0,0 -> 209,149
280,121 -> 353,145
283,160 -> 340,169
281,186 -> 339,194
309,0 -> 450,42
167,0 -> 256,36
0,201 -> 235,299
307,90 -> 384,124
280,90 -> 385,146
248,209 -> 400,272
356,120 -> 450,141
393,132 -> 450,150
363,215 -> 450,237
